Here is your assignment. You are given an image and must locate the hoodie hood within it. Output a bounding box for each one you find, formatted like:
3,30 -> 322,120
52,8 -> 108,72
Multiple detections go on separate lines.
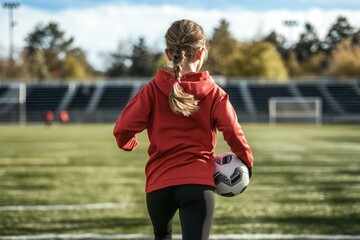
153,69 -> 216,101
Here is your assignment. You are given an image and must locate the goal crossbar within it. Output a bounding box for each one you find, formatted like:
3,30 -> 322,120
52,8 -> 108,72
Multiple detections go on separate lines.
269,97 -> 322,124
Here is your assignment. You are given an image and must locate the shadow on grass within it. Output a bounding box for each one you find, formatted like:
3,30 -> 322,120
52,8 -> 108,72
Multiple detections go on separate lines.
0,184 -> 52,191
4,171 -> 56,179
214,214 -> 360,234
2,216 -> 151,235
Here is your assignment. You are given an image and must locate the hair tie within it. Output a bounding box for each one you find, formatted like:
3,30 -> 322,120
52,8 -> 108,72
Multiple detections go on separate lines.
172,79 -> 180,84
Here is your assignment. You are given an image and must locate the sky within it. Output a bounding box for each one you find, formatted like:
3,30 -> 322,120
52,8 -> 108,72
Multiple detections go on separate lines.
1,0 -> 360,71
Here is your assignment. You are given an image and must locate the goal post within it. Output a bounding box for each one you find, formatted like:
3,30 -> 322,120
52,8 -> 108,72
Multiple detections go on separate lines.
0,83 -> 27,124
269,97 -> 322,124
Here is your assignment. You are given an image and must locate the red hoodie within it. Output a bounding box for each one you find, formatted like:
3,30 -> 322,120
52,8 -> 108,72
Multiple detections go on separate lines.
113,69 -> 253,193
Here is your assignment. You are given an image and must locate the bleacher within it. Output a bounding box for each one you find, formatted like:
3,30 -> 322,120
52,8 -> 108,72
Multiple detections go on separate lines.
26,85 -> 68,122
296,84 -> 336,115
0,79 -> 359,123
98,86 -> 133,110
326,83 -> 360,114
68,85 -> 95,110
0,86 -> 7,96
247,84 -> 293,121
222,85 -> 246,114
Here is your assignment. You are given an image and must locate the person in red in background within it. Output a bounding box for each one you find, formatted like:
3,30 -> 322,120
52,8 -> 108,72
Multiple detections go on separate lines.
44,111 -> 54,125
59,110 -> 69,123
113,19 -> 253,240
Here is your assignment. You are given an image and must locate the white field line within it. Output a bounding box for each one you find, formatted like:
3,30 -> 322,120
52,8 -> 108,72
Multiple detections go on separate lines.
1,234 -> 360,240
0,203 -> 132,211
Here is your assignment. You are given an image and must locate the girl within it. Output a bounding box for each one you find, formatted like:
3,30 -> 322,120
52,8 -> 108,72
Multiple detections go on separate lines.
113,19 -> 253,240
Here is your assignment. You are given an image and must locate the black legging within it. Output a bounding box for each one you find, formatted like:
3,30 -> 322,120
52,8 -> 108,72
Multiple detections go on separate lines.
146,184 -> 215,240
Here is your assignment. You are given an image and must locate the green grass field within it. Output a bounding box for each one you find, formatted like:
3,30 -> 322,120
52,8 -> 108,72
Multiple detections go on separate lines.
0,124 -> 359,238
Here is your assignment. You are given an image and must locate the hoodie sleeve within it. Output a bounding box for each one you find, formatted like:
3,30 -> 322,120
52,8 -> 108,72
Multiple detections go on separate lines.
113,85 -> 151,151
212,94 -> 254,168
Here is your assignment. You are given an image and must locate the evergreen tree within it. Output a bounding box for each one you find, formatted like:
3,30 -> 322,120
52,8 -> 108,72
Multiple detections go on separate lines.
207,19 -> 239,76
322,16 -> 359,52
105,42 -> 131,77
294,23 -> 322,62
129,37 -> 157,77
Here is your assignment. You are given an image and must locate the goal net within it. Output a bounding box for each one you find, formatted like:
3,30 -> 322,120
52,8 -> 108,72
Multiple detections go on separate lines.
269,97 -> 322,124
0,83 -> 26,124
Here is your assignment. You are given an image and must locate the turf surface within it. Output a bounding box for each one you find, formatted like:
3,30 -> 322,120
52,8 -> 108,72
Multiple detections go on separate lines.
0,124 -> 359,236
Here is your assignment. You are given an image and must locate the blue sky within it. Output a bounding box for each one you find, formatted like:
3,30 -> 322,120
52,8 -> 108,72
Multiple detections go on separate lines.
1,0 -> 360,70
15,0 -> 360,11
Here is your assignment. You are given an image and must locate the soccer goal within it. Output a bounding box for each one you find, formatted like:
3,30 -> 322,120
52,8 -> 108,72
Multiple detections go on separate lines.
268,97 -> 322,124
0,83 -> 26,124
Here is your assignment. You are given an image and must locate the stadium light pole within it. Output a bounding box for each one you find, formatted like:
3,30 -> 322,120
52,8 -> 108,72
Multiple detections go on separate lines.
2,2 -> 20,79
283,20 -> 298,49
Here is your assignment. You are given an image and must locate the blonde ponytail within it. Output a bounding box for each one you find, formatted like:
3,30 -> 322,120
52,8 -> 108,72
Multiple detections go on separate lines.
168,50 -> 198,117
165,19 -> 207,117
169,81 -> 199,117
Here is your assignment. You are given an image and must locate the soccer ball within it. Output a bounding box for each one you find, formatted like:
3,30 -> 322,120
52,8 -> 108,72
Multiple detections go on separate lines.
213,152 -> 250,197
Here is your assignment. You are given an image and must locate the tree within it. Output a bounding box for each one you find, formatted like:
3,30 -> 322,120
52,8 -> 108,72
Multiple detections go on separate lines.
326,38 -> 360,77
207,20 -> 288,80
234,41 -> 288,81
63,49 -> 93,79
263,30 -> 287,58
154,54 -> 169,70
106,37 -> 159,77
24,22 -> 73,78
0,57 -> 7,80
23,49 -> 50,80
294,23 -> 322,62
23,22 -> 93,80
105,42 -> 131,77
322,16 -> 359,52
129,37 -> 157,77
283,51 -> 302,77
301,52 -> 327,76
206,19 -> 239,76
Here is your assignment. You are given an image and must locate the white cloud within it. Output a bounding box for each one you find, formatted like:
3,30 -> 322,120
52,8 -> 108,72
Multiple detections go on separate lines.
1,3 -> 360,71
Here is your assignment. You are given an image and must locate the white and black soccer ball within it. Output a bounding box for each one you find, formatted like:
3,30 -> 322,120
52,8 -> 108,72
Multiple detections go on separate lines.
213,152 -> 250,197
